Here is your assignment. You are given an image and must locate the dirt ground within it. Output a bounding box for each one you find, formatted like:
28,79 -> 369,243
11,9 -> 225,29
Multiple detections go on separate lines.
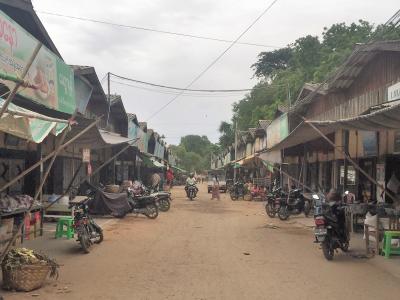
2,184 -> 400,300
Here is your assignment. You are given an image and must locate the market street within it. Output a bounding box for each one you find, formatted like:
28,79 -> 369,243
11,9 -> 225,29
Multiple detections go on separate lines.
3,185 -> 400,300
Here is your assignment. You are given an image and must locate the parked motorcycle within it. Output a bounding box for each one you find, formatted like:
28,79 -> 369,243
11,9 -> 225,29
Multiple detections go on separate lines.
69,191 -> 103,254
186,184 -> 198,200
313,193 -> 350,261
230,182 -> 245,200
150,190 -> 171,212
265,188 -> 284,218
127,188 -> 159,219
277,188 -> 311,220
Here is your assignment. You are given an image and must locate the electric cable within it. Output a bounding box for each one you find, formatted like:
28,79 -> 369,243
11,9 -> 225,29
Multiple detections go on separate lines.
145,0 -> 279,121
36,10 -> 281,48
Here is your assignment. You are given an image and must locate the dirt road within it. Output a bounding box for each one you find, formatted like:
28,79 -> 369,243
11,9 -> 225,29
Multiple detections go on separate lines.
4,185 -> 400,299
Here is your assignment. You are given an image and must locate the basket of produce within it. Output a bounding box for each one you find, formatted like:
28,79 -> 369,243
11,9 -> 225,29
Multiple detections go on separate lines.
2,248 -> 59,292
105,184 -> 120,193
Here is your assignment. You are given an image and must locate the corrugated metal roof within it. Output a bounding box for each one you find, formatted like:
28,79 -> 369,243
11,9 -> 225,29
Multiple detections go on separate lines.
258,120 -> 272,130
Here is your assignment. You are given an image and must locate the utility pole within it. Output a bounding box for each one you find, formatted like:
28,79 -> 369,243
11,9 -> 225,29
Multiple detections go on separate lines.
106,72 -> 111,128
234,120 -> 238,182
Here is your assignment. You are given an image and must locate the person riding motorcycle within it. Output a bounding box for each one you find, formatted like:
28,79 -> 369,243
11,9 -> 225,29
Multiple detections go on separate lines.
185,173 -> 198,197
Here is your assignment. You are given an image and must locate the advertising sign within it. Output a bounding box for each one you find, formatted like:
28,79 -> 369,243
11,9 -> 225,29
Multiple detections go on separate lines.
388,82 -> 400,102
82,148 -> 90,163
360,131 -> 377,157
0,10 -> 75,114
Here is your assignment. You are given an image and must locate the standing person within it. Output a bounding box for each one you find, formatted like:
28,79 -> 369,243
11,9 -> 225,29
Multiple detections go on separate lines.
166,168 -> 174,189
211,175 -> 220,200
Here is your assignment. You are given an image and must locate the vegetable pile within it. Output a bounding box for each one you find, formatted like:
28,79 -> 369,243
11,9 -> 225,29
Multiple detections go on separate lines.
2,248 -> 59,278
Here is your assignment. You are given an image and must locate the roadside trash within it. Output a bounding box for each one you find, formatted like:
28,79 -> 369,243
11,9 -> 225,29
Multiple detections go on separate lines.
2,248 -> 59,292
265,223 -> 279,229
243,252 -> 250,255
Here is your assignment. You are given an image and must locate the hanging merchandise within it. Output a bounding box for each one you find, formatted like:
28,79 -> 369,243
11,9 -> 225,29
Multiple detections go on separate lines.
387,173 -> 400,194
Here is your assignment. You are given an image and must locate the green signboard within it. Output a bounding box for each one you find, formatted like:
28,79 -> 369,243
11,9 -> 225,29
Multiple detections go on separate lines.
0,10 -> 75,114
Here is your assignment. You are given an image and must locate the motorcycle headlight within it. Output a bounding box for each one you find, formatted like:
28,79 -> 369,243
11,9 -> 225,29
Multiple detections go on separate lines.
312,194 -> 320,200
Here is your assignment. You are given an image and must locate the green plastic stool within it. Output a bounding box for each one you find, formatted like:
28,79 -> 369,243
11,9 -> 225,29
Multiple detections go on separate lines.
382,231 -> 400,258
55,217 -> 75,239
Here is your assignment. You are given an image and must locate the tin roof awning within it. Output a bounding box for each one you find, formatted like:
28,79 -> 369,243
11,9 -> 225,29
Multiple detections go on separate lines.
0,98 -> 69,143
66,117 -> 134,149
308,100 -> 400,131
268,122 -> 334,151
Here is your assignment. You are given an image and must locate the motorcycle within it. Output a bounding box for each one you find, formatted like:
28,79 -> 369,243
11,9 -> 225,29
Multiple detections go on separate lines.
186,184 -> 198,200
69,191 -> 103,254
149,190 -> 171,212
127,188 -> 159,219
230,182 -> 245,200
313,193 -> 350,261
265,188 -> 284,218
277,188 -> 311,220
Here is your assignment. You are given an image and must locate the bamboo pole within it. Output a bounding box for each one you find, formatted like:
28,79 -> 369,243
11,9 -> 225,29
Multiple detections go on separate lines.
6,110 -> 70,123
33,114 -> 76,201
302,117 -> 399,203
261,158 -> 314,193
44,139 -> 137,211
0,118 -> 101,193
0,123 -> 70,263
0,43 -> 42,118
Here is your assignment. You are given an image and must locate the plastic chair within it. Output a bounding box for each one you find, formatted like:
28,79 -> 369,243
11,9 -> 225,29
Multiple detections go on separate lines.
55,217 -> 74,239
382,231 -> 400,258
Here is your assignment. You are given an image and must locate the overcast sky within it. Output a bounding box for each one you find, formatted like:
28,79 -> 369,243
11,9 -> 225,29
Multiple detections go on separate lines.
32,0 -> 399,144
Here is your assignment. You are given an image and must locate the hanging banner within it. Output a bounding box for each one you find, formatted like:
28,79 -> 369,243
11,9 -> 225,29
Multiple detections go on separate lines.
0,10 -> 75,114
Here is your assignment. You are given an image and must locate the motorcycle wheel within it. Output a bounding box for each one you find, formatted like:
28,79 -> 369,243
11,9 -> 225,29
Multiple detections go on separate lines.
265,202 -> 276,218
322,239 -> 334,260
278,206 -> 289,221
159,199 -> 170,212
92,223 -> 103,244
230,192 -> 237,201
144,204 -> 159,219
304,201 -> 311,217
79,228 -> 91,254
340,241 -> 349,252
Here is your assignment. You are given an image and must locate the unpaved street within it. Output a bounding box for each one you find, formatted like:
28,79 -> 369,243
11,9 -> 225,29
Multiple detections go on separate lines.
4,185 -> 400,300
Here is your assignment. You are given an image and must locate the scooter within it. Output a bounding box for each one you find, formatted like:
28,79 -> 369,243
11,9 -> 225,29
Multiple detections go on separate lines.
313,193 -> 350,260
277,188 -> 311,220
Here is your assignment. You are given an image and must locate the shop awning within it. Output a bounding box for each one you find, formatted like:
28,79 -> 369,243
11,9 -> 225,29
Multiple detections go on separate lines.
171,166 -> 187,173
308,100 -> 400,131
268,122 -> 334,151
0,98 -> 69,143
138,152 -> 165,169
66,117 -> 134,149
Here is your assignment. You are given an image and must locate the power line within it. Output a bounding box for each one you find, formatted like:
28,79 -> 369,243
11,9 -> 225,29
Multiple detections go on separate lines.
110,72 -> 287,93
110,80 -> 245,98
111,73 -> 254,92
145,0 -> 279,121
36,10 -> 281,48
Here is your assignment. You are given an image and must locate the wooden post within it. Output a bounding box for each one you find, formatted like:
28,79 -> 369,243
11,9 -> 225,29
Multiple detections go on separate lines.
0,118 -> 101,193
0,43 -> 42,118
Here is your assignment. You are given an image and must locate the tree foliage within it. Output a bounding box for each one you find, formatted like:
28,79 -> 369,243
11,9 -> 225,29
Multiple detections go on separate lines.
218,20 -> 400,135
170,135 -> 220,173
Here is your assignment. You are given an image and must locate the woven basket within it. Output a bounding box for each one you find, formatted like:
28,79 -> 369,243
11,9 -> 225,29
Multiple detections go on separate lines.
2,264 -> 51,292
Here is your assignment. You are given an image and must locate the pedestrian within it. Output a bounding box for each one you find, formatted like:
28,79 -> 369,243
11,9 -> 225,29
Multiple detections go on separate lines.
166,168 -> 174,189
211,175 -> 220,200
